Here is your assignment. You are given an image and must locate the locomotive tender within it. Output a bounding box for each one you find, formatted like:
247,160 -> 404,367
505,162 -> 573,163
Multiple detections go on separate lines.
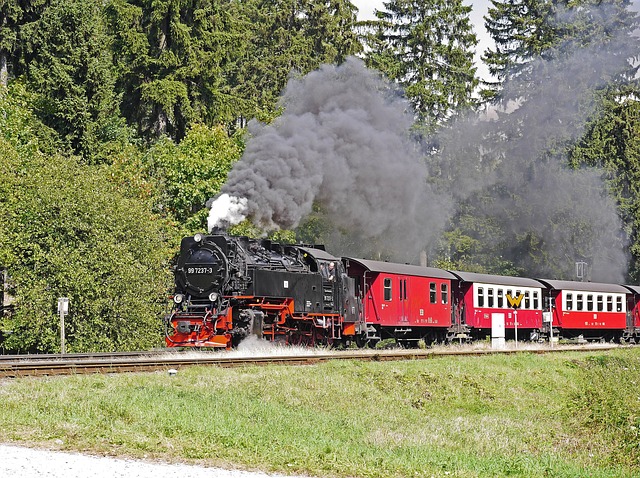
165,231 -> 640,348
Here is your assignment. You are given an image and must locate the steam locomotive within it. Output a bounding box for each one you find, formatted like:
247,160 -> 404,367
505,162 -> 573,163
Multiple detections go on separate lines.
164,231 -> 364,348
165,231 -> 640,348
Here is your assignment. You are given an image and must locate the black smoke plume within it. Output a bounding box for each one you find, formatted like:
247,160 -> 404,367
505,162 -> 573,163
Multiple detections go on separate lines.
432,3 -> 637,282
209,58 -> 450,262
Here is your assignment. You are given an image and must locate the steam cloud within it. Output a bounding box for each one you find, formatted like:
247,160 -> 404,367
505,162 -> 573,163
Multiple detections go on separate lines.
209,58 -> 449,262
432,4 -> 636,282
208,4 -> 635,280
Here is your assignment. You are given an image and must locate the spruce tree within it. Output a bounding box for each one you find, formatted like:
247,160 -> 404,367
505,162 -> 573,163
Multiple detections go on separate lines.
364,0 -> 479,133
20,0 -> 121,157
0,1 -> 47,87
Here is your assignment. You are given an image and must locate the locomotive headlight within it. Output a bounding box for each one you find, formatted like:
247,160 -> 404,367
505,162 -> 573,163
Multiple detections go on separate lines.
173,294 -> 184,304
209,292 -> 218,302
193,233 -> 204,243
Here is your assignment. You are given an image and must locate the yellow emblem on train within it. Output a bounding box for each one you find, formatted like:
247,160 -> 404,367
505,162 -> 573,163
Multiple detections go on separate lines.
506,293 -> 524,308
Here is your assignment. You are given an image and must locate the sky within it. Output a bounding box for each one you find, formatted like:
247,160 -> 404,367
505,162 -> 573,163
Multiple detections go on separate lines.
350,0 -> 493,80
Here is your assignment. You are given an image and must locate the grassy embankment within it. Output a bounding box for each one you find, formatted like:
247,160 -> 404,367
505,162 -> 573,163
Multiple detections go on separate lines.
1,347 -> 640,477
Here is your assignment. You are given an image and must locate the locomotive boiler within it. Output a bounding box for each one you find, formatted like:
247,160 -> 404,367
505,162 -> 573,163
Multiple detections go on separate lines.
164,231 -> 364,348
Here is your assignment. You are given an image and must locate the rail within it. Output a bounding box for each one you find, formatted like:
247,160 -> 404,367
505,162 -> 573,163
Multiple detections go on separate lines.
0,344 -> 621,378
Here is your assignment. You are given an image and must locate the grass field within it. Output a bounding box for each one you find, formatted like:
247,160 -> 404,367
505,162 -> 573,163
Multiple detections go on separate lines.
1,346 -> 640,477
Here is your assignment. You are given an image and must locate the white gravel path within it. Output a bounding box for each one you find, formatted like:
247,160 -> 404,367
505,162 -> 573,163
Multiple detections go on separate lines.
0,444 -> 309,478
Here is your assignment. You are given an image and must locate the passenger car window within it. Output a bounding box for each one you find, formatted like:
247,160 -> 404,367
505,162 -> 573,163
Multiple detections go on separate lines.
384,278 -> 392,301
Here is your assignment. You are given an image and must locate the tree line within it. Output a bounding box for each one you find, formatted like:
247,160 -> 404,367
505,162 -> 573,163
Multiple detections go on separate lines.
0,0 -> 638,352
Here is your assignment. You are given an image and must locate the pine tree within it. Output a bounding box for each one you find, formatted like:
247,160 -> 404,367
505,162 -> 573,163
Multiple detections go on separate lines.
20,0 -> 121,157
234,0 -> 362,127
0,0 -> 47,87
107,0 -> 246,141
481,0 -> 557,100
364,0 -> 479,133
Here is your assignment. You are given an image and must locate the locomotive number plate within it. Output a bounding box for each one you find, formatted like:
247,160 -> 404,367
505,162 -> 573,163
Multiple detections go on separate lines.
187,267 -> 214,274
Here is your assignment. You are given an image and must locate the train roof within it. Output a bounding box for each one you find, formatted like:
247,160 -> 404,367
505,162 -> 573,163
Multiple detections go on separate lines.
298,247 -> 340,262
537,279 -> 629,294
449,271 -> 542,288
344,257 -> 456,279
624,285 -> 640,295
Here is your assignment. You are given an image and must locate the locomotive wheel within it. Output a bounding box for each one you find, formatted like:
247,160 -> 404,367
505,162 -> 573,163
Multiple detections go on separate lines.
355,333 -> 368,348
355,334 -> 379,349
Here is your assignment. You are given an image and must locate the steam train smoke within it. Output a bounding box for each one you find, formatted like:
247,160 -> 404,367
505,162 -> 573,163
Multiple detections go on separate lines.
208,193 -> 248,229
208,4 -> 635,278
210,58 -> 449,261
433,4 -> 635,282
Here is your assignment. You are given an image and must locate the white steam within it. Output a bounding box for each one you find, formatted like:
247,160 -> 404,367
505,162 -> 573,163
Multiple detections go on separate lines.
207,193 -> 248,231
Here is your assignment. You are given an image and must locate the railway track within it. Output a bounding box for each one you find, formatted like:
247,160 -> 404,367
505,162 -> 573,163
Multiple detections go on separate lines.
0,344 -> 621,378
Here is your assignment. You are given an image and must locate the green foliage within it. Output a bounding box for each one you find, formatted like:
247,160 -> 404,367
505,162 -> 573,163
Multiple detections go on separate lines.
483,0 -> 640,103
108,0 -> 360,140
0,0 -> 48,85
481,0 -> 558,100
364,0 -> 479,133
107,0 -> 246,140
144,124 -> 244,233
20,0 -> 122,158
0,90 -> 174,353
232,0 -> 362,127
0,82 -> 61,155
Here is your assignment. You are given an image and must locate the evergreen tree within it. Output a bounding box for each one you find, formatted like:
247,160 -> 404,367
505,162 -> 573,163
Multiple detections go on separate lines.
481,0 -> 557,101
364,0 -> 479,133
482,0 -> 639,102
107,0 -> 249,141
19,0 -> 122,158
108,0 -> 361,140
0,0 -> 46,87
233,0 -> 362,127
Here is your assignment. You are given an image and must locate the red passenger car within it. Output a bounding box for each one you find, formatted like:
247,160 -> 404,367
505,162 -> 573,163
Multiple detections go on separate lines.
344,258 -> 455,346
449,271 -> 544,341
538,279 -> 628,342
623,285 -> 640,343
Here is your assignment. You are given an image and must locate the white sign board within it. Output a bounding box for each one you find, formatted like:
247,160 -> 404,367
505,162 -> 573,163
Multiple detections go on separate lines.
491,312 -> 505,350
57,297 -> 69,315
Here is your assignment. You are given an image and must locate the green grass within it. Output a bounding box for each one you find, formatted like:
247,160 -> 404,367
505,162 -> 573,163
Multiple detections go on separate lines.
2,348 -> 640,477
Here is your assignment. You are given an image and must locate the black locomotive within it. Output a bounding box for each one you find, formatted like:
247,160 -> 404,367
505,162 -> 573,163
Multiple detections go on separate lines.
165,231 -> 364,348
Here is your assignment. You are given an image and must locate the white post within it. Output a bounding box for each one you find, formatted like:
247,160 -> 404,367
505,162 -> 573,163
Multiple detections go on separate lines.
514,309 -> 518,348
543,311 -> 553,348
491,313 -> 505,350
58,298 -> 69,354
